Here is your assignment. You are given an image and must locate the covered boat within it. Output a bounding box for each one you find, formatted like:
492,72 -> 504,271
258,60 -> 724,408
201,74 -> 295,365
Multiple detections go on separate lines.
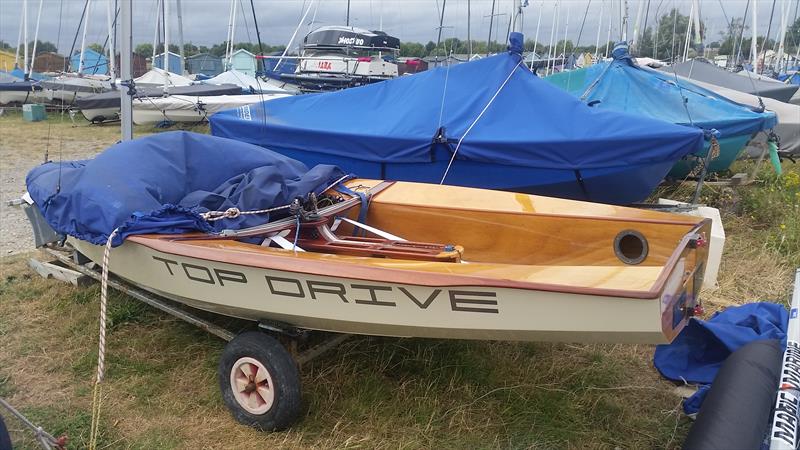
24,131 -> 710,344
211,32 -> 704,205
545,44 -> 777,177
77,84 -> 244,123
134,67 -> 193,88
0,71 -> 43,105
39,74 -> 113,104
203,69 -> 297,94
660,59 -> 800,103
678,77 -> 800,156
132,92 -> 291,124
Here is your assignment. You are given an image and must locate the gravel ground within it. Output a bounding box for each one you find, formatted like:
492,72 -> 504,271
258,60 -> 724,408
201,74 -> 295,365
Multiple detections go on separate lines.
0,111 -> 121,256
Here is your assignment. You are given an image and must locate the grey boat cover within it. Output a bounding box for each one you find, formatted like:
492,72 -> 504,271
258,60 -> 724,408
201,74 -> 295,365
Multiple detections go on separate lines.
683,77 -> 800,155
660,59 -> 799,103
75,84 -> 242,110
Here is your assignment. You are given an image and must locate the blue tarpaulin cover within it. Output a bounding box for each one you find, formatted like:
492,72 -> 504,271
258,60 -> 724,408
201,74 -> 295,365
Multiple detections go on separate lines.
210,33 -> 704,170
653,302 -> 788,414
545,44 -> 777,138
25,131 -> 347,246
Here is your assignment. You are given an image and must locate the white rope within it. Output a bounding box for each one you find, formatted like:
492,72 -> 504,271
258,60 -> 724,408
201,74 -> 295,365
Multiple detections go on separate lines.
88,226 -> 118,450
440,59 -> 523,184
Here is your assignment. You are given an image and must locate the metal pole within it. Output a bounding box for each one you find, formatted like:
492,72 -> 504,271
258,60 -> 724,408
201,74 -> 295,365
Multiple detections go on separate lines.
78,0 -> 92,74
487,0 -> 496,55
163,0 -> 170,92
435,0 -> 447,61
760,0 -> 778,73
467,0 -> 472,57
751,0 -> 759,67
152,0 -> 161,62
106,0 -> 116,78
23,0 -> 28,76
249,0 -> 265,70
120,0 -> 132,141
14,6 -> 23,68
346,0 -> 350,26
177,0 -> 185,74
29,0 -> 43,77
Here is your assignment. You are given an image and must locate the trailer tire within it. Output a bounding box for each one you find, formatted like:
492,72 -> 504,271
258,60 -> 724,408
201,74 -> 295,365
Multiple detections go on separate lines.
219,331 -> 302,431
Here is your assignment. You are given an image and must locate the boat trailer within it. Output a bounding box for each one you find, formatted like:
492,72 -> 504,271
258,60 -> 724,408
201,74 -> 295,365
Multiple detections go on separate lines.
22,243 -> 352,433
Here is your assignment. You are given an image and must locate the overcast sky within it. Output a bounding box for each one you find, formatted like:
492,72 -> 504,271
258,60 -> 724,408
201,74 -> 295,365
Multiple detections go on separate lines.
1,0 -> 798,55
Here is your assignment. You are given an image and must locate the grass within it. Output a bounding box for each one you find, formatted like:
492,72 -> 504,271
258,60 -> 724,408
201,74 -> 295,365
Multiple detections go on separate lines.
0,115 -> 798,448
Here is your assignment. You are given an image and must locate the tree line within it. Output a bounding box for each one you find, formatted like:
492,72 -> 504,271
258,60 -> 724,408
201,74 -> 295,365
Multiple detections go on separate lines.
2,11 -> 798,64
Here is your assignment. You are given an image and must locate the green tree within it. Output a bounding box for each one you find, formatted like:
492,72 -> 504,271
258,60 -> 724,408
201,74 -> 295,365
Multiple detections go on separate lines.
88,43 -> 103,53
134,43 -> 153,56
399,42 -> 425,57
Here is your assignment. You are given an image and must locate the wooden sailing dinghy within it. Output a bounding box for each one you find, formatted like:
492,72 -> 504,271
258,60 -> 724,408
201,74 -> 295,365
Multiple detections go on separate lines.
66,178 -> 710,345
24,131 -> 711,430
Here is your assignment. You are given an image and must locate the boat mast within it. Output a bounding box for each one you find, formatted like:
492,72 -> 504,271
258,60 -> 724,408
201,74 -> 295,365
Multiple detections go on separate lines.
78,0 -> 92,75
533,0 -> 543,68
152,0 -> 161,63
29,0 -> 43,78
595,0 -> 603,58
106,0 -> 116,79
751,0 -> 758,68
248,0 -> 264,71
691,0 -> 703,56
632,0 -> 644,51
120,0 -> 132,141
605,0 -> 613,57
467,0 -> 472,57
229,0 -> 238,69
23,0 -> 28,76
760,0 -> 777,73
513,0 -> 525,33
561,2 -> 570,68
163,0 -> 170,92
346,0 -> 350,26
435,0 -> 447,63
225,0 -> 235,69
275,0 -> 314,71
177,0 -> 185,74
775,0 -> 789,73
487,0 -> 496,55
14,6 -> 23,69
621,0 -> 628,42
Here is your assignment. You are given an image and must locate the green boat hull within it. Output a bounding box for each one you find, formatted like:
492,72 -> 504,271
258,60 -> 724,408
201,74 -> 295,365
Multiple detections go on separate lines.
668,134 -> 753,179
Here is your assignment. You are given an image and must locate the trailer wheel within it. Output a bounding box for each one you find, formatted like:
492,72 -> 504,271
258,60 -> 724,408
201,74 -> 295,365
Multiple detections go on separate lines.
218,331 -> 302,431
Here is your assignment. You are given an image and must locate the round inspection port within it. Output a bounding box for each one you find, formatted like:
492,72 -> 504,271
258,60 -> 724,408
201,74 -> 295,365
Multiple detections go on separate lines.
614,230 -> 649,265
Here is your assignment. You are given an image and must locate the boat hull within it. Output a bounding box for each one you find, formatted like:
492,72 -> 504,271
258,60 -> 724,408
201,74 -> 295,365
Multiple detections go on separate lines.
132,94 -> 289,124
70,236 -> 694,344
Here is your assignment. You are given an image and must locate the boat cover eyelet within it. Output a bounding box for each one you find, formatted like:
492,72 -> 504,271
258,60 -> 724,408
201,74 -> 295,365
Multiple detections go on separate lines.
614,230 -> 648,265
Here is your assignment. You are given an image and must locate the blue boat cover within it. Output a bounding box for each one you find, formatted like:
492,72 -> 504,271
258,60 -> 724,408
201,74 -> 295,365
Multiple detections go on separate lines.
25,131 -> 347,246
653,302 -> 787,415
654,302 -> 787,384
545,44 -> 777,138
211,33 -> 703,170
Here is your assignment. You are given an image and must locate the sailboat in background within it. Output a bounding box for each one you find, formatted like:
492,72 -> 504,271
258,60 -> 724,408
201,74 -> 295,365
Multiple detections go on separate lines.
545,43 -> 778,178
129,0 -> 291,125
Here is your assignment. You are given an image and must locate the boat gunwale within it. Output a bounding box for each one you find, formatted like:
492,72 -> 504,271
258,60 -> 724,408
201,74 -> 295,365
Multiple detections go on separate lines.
124,219 -> 710,300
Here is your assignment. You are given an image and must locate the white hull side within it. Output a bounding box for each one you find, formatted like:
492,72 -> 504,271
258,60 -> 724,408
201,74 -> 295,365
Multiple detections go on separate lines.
131,93 -> 288,124
72,239 -> 669,344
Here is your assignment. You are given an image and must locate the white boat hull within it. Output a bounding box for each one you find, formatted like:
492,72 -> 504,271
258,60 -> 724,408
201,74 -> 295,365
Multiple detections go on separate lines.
71,237 -> 681,344
132,93 -> 289,124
